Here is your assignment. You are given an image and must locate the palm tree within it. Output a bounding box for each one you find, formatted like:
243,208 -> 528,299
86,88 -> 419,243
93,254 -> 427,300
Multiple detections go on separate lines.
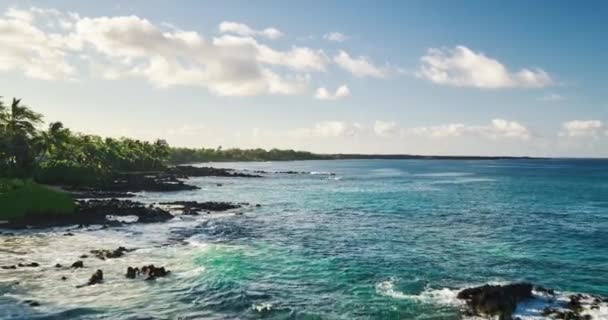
37,122 -> 72,160
3,98 -> 43,177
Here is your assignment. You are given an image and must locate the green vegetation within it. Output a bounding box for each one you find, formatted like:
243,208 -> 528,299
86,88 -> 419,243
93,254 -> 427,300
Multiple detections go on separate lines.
1,96 -> 172,187
0,179 -> 75,221
170,147 -> 327,163
0,95 -> 326,186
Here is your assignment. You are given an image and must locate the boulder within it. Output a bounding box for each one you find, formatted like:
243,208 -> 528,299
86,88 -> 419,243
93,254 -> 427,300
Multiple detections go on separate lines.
126,267 -> 139,279
457,283 -> 533,320
126,265 -> 170,280
71,261 -> 84,269
91,247 -> 130,260
87,269 -> 103,285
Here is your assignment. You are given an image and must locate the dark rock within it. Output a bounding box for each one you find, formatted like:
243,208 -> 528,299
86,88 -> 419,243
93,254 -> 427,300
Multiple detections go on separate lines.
255,204 -> 261,207
55,263 -> 62,268
170,166 -> 261,178
126,267 -> 139,279
77,270 -> 103,288
79,255 -> 88,259
71,261 -> 84,269
1,265 -> 17,270
77,199 -> 174,224
24,300 -> 40,307
160,201 -> 241,215
457,283 -> 533,319
63,232 -> 74,236
17,262 -> 39,267
141,265 -> 170,280
4,199 -> 174,229
105,171 -> 200,192
534,285 -> 555,295
87,269 -> 103,285
61,276 -> 67,280
568,294 -> 584,313
69,190 -> 136,199
91,247 -> 130,260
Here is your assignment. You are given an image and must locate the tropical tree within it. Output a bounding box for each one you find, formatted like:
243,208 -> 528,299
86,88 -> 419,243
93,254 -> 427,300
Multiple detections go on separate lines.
1,98 -> 43,177
37,122 -> 72,161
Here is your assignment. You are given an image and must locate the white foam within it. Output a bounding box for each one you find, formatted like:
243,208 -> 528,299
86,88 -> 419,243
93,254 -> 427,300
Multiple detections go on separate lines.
376,279 -> 608,320
375,278 -> 464,307
252,302 -> 273,312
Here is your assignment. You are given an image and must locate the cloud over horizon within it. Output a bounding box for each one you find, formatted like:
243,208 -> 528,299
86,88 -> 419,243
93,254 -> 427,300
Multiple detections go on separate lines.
0,7 -> 391,97
417,46 -> 553,89
314,85 -> 350,100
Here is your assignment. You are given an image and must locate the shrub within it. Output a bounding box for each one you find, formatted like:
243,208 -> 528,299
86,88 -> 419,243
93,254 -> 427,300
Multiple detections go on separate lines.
0,181 -> 75,221
34,160 -> 106,187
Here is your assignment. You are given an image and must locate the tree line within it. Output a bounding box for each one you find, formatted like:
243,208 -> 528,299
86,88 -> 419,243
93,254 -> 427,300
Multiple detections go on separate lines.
0,97 -> 171,185
0,96 -> 326,185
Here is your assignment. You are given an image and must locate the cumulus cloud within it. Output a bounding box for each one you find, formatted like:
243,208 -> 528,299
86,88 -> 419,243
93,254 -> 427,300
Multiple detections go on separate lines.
403,119 -> 531,140
218,21 -> 283,39
559,120 -> 604,138
323,32 -> 348,42
417,46 -> 553,89
0,7 -> 76,80
373,120 -> 397,137
0,7 -> 340,96
288,121 -> 363,138
315,85 -> 350,100
334,50 -> 390,78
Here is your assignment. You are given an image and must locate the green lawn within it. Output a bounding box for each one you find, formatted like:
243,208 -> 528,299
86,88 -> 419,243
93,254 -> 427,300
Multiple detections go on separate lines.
0,179 -> 76,221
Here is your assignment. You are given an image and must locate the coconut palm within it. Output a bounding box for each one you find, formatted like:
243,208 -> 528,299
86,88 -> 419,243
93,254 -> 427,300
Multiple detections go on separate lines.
37,122 -> 72,160
2,98 -> 43,176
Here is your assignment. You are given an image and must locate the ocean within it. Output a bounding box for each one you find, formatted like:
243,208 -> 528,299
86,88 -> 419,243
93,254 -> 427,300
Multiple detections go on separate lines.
1,159 -> 607,319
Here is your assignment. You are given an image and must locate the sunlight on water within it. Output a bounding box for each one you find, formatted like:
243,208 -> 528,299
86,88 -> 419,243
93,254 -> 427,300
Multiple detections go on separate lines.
1,159 -> 607,319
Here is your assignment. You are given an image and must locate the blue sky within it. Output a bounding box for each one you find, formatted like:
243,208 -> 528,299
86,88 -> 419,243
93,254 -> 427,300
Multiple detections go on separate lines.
1,0 -> 607,156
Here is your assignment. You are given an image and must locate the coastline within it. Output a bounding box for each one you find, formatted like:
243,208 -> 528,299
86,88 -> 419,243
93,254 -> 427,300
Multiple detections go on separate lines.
1,160 -> 607,319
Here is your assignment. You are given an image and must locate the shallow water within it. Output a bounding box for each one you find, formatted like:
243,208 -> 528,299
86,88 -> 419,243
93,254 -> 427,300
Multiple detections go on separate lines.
1,159 -> 607,319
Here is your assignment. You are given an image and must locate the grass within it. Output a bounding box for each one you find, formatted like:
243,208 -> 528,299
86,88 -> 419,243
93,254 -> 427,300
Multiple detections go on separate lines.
0,179 -> 76,222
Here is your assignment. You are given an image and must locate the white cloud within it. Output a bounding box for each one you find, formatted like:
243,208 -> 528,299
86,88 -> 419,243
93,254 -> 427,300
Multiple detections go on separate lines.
0,7 -> 338,96
218,21 -> 283,39
0,7 -> 76,80
315,85 -> 350,100
323,32 -> 348,42
404,123 -> 467,138
417,46 -> 553,89
403,119 -> 531,140
288,121 -> 363,138
334,50 -> 389,78
559,120 -> 604,138
373,120 -> 397,137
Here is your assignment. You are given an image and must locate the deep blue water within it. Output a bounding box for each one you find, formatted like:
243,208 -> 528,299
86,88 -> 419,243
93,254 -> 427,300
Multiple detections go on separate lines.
1,159 -> 607,319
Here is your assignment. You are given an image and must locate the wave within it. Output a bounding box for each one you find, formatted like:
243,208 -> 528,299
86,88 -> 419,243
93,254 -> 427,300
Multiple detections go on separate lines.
376,279 -> 608,319
414,172 -> 474,177
310,171 -> 333,175
430,178 -> 496,185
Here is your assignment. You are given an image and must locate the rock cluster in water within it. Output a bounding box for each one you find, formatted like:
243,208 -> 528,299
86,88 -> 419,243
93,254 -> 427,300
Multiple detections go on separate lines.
126,265 -> 170,280
457,283 -> 606,320
457,282 -> 533,320
160,200 -> 242,215
169,165 -> 261,178
90,246 -> 132,260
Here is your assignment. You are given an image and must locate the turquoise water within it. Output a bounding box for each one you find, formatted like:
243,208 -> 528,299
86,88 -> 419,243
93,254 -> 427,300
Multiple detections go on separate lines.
1,159 -> 607,319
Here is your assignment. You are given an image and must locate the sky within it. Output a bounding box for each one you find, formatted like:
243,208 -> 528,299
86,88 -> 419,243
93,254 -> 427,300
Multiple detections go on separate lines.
1,0 -> 607,157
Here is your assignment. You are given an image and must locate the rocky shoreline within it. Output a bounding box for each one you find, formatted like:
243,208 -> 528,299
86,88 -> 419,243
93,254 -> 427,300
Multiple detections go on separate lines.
456,283 -> 606,320
1,165 -> 261,229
